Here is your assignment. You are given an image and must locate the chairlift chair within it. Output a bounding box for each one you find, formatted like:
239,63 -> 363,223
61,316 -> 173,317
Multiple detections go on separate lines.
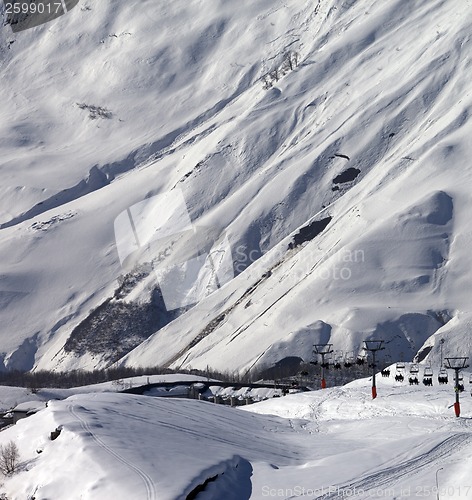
396,361 -> 405,371
423,365 -> 433,386
394,371 -> 405,382
332,351 -> 342,370
356,355 -> 366,366
423,366 -> 433,377
409,364 -> 419,375
321,352 -> 334,369
422,376 -> 433,387
438,367 -> 448,384
344,353 -> 354,368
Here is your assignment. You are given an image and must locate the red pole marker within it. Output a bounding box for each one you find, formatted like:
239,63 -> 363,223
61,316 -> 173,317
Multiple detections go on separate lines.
454,401 -> 460,417
372,386 -> 377,399
321,378 -> 326,389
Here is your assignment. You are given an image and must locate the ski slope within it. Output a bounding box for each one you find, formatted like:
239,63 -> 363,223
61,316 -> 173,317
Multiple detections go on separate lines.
1,372 -> 472,499
1,0 -> 472,373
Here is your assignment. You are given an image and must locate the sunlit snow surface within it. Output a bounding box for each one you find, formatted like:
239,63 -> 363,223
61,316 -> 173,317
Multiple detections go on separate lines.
1,374 -> 472,499
1,0 -> 472,373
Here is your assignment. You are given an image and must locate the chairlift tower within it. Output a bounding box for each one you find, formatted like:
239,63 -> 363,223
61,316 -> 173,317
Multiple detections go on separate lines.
444,357 -> 469,417
363,340 -> 385,399
313,344 -> 333,389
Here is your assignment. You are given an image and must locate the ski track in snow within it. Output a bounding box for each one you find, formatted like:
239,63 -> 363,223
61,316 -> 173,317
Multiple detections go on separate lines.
68,404 -> 158,500
2,379 -> 472,499
309,433 -> 472,499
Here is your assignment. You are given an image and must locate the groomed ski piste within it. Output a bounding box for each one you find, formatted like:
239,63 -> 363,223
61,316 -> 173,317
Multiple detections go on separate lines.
1,369 -> 471,499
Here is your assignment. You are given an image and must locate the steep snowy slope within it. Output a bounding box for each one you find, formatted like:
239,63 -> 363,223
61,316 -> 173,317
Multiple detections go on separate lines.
1,0 -> 472,372
117,0 -> 472,374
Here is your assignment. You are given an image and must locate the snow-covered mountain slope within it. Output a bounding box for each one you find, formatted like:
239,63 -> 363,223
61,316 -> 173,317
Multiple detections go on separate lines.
1,0 -> 472,372
1,373 -> 472,499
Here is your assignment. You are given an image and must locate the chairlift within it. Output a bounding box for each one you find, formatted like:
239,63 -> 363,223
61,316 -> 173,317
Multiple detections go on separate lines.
423,364 -> 433,386
344,353 -> 354,368
356,354 -> 366,366
333,352 -> 343,370
422,376 -> 433,387
423,366 -> 433,377
438,367 -> 448,385
396,361 -> 405,371
321,352 -> 334,369
410,364 -> 419,375
394,371 -> 405,382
